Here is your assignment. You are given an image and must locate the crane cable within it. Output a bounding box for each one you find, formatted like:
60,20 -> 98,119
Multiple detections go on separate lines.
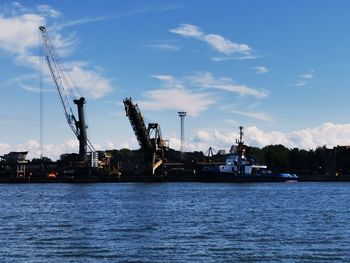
39,26 -> 95,153
39,30 -> 44,159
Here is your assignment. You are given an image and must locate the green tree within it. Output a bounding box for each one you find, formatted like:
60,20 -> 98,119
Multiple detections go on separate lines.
261,145 -> 290,172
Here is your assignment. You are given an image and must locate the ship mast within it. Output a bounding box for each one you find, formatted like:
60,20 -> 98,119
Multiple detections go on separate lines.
238,126 -> 244,144
236,126 -> 245,158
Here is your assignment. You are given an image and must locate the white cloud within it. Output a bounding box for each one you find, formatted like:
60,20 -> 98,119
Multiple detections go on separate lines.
0,4 -> 114,99
146,43 -> 180,50
3,123 -> 350,160
54,5 -> 177,31
10,2 -> 27,13
0,143 -> 11,154
117,137 -> 139,150
294,80 -> 307,87
136,74 -> 214,117
0,14 -> 44,54
290,70 -> 315,87
0,139 -> 77,160
49,31 -> 78,57
0,138 -> 140,160
65,66 -> 113,99
255,66 -> 269,74
152,74 -> 177,82
185,123 -> 350,153
151,74 -> 183,88
247,123 -> 350,149
170,23 -> 251,55
139,88 -> 215,117
15,53 -> 113,99
139,71 -> 268,117
53,16 -> 119,32
231,110 -> 273,123
36,5 -> 61,18
189,72 -> 268,98
170,24 -> 203,37
300,73 -> 314,80
21,84 -> 54,93
203,34 -> 250,55
212,54 -> 261,61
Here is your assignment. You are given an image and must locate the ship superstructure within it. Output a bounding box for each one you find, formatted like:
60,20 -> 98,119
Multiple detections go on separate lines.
219,126 -> 270,176
202,126 -> 298,182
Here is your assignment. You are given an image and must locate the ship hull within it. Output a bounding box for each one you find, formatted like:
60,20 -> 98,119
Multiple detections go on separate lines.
200,171 -> 298,183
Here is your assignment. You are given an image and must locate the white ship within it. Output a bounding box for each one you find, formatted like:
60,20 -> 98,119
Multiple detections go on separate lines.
202,126 -> 298,182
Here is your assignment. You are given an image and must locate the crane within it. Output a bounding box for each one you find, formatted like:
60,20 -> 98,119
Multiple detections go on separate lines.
39,26 -> 95,163
123,98 -> 168,175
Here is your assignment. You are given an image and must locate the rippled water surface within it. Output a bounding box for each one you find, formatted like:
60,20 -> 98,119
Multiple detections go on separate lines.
0,182 -> 350,262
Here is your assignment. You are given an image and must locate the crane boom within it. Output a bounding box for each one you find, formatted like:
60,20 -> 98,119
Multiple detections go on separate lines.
39,26 -> 95,161
39,26 -> 77,135
123,97 -> 167,175
123,98 -> 153,151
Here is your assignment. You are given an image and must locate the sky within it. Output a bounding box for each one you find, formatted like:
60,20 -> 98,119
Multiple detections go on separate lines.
2,0 -> 350,160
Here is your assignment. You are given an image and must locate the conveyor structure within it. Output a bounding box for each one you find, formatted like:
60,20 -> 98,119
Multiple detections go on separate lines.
123,98 -> 167,175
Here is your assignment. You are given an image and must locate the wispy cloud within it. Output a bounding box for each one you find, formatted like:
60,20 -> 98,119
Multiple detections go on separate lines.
21,84 -> 54,93
222,119 -> 239,126
170,23 -> 251,56
36,5 -> 61,18
300,73 -> 314,80
137,75 -> 215,117
212,54 -> 261,61
189,72 -> 268,98
64,66 -> 113,99
139,89 -> 214,117
0,3 -> 114,99
1,74 -> 37,88
170,24 -> 203,37
53,7 -> 152,30
255,66 -> 269,74
231,110 -> 273,123
54,5 -> 184,30
0,13 -> 45,54
137,71 -> 268,117
290,70 -> 315,87
151,74 -> 183,88
161,4 -> 185,11
145,43 -> 180,51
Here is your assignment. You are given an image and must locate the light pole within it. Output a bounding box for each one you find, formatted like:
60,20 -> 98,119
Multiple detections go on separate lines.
178,111 -> 186,159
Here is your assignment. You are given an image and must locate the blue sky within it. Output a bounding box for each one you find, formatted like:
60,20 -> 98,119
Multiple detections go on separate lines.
1,0 -> 350,159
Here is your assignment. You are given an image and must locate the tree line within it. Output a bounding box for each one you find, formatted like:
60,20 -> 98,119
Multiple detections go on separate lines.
30,144 -> 350,176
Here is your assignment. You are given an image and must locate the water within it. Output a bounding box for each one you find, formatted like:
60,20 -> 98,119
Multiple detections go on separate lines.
0,182 -> 349,262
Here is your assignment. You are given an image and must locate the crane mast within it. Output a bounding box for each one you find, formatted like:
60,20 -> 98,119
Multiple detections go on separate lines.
39,26 -> 94,163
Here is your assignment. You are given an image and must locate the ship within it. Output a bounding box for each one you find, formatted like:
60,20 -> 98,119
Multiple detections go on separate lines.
201,126 -> 298,182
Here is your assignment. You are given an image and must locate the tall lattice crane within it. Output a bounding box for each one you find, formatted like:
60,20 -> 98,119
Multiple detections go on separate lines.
39,26 -> 95,163
123,98 -> 168,175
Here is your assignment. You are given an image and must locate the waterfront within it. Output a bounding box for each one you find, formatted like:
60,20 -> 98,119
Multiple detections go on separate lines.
0,183 -> 349,262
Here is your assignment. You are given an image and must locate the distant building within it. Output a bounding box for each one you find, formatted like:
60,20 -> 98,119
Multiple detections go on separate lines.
0,151 -> 28,177
1,151 -> 28,162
